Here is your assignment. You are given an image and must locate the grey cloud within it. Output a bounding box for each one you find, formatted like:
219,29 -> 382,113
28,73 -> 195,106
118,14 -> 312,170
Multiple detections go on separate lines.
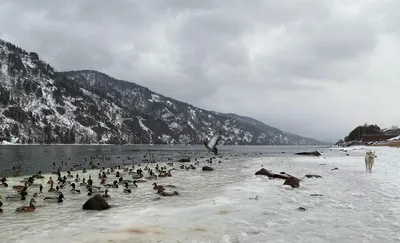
0,0 -> 397,141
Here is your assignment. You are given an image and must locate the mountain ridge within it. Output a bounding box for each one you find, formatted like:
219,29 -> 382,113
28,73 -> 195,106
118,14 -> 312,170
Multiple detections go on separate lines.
0,38 -> 327,145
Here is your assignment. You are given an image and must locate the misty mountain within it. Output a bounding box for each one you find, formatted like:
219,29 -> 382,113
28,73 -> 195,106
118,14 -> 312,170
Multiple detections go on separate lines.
0,38 -> 325,145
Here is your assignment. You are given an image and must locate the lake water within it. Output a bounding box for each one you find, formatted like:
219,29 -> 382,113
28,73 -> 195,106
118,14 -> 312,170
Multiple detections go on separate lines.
1,145 -> 399,243
0,145 -> 326,177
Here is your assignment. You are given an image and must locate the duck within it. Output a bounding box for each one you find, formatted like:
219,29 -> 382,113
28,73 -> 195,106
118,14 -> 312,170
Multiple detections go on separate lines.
75,174 -> 80,182
86,186 -> 103,193
87,188 -> 93,196
47,177 -> 54,185
157,172 -> 168,178
104,180 -> 119,188
34,171 -> 44,179
13,182 -> 28,191
102,189 -> 110,198
132,173 -> 142,179
66,171 -> 74,178
5,194 -> 26,201
15,198 -> 36,213
70,183 -> 81,194
123,183 -> 131,193
152,183 -> 165,192
0,182 -> 8,188
44,193 -> 65,203
48,182 -> 56,193
80,178 -> 87,187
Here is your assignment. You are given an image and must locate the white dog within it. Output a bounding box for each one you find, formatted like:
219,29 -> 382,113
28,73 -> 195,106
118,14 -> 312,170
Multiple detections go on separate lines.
365,151 -> 377,173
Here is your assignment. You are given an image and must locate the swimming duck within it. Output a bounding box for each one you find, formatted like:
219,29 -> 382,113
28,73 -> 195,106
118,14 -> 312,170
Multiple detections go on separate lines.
48,182 -> 56,193
44,193 -> 65,203
157,172 -> 168,178
70,183 -> 81,194
152,183 -> 165,192
104,180 -> 119,188
80,178 -> 87,187
15,198 -> 36,213
123,183 -> 131,193
87,188 -> 93,196
34,171 -> 44,179
87,176 -> 93,187
5,194 -> 26,201
75,174 -> 80,182
86,186 -> 103,193
67,171 -> 73,178
13,182 -> 28,191
0,182 -> 8,188
102,189 -> 110,198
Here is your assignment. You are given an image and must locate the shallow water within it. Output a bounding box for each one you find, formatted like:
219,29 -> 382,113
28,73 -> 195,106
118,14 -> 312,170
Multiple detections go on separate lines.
1,145 -> 399,242
0,144 -> 325,176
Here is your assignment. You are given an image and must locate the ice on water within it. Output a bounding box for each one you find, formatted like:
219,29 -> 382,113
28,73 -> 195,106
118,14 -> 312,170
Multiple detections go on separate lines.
1,146 -> 400,243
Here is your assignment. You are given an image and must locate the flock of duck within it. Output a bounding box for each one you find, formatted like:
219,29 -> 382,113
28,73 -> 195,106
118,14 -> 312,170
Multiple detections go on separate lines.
0,152 -> 231,215
0,132 -> 252,215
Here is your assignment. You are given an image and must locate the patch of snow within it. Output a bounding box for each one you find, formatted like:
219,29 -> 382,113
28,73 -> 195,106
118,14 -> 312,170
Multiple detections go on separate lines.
148,94 -> 161,103
388,135 -> 400,141
168,122 -> 181,131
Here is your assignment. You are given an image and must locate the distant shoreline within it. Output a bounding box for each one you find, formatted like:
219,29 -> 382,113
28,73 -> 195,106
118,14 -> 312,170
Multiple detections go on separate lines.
0,142 -> 329,146
368,141 -> 400,148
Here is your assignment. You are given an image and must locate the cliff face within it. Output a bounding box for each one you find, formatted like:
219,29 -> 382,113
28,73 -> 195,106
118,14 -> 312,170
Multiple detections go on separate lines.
0,39 -> 324,145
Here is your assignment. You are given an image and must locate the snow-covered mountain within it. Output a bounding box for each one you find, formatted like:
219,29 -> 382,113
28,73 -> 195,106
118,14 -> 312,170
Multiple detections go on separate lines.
0,39 -> 325,145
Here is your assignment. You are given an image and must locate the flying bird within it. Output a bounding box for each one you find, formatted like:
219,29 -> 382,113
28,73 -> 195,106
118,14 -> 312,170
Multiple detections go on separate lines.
203,132 -> 221,155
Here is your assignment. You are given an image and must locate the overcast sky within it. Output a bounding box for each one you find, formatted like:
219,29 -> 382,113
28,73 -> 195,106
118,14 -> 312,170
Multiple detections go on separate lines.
1,0 -> 399,142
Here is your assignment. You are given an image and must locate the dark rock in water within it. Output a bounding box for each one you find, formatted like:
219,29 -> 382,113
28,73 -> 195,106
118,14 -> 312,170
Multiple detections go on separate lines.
178,158 -> 190,162
304,174 -> 322,178
255,168 -> 290,179
0,200 -> 2,207
82,194 -> 110,210
295,151 -> 321,156
202,166 -> 214,171
331,167 -> 339,170
255,168 -> 271,176
310,194 -> 324,197
283,176 -> 300,188
298,207 -> 306,211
